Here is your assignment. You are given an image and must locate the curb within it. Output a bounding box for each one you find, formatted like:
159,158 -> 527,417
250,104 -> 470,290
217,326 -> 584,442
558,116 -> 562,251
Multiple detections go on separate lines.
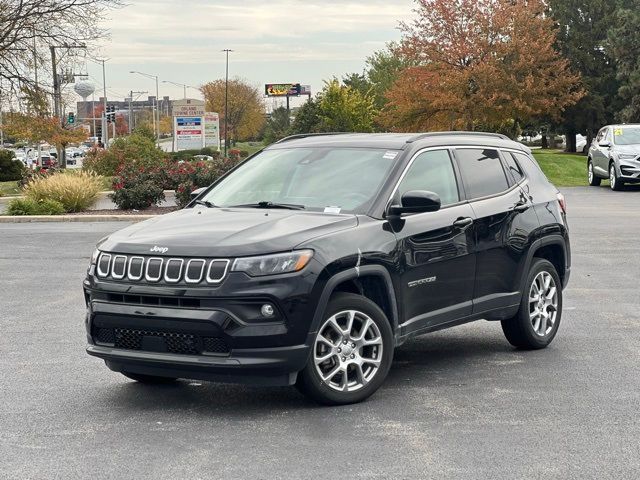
0,215 -> 157,223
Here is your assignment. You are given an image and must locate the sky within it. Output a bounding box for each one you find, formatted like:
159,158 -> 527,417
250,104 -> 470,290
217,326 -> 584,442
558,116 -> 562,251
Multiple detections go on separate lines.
74,0 -> 415,110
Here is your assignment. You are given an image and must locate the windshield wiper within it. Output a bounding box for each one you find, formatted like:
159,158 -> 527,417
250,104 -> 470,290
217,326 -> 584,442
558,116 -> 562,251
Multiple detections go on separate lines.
231,201 -> 305,210
194,199 -> 217,208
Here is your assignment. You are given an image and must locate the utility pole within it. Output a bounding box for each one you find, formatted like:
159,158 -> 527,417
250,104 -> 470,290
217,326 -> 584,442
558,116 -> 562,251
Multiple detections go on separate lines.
50,44 -> 86,166
128,90 -> 147,134
130,71 -> 160,146
99,59 -> 108,148
223,49 -> 233,158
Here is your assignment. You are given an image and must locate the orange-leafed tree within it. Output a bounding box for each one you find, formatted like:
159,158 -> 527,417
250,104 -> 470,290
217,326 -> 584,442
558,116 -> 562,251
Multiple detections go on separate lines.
5,113 -> 87,148
381,0 -> 584,136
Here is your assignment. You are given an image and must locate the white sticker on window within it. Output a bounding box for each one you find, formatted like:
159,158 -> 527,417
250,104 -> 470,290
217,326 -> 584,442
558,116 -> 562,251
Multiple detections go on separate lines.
383,151 -> 399,159
324,206 -> 342,214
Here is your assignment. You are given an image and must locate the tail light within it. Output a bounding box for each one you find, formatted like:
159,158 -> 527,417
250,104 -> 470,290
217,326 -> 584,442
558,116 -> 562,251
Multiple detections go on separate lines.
557,192 -> 566,214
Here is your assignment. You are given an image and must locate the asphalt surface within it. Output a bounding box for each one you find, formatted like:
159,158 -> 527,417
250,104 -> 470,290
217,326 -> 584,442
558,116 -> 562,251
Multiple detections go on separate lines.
1,186 -> 639,479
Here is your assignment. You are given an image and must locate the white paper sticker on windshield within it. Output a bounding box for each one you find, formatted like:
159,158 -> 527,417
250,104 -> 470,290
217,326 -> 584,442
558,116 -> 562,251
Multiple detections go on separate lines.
383,151 -> 399,159
324,206 -> 342,214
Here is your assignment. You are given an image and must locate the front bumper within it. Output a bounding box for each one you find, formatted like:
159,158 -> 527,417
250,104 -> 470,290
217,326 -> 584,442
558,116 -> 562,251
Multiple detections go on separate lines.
87,342 -> 310,386
83,262 -> 324,385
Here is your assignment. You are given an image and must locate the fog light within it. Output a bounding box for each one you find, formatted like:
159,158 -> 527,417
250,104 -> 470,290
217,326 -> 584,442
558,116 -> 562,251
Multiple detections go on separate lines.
261,304 -> 275,317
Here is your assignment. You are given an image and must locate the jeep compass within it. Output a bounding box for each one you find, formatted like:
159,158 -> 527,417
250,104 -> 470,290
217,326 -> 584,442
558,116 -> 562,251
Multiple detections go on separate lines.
84,132 -> 571,405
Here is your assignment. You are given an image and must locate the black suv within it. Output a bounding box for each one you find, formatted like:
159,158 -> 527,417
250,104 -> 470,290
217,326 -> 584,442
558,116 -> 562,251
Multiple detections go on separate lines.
84,132 -> 570,405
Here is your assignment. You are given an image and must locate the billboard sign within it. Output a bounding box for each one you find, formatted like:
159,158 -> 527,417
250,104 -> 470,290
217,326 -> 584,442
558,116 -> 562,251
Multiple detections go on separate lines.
265,83 -> 302,97
174,116 -> 204,151
204,112 -> 220,150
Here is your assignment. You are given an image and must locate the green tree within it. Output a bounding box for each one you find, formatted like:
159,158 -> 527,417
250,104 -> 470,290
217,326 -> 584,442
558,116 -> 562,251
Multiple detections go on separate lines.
366,43 -> 413,111
289,99 -> 321,135
549,0 -> 625,151
316,79 -> 376,133
608,5 -> 640,122
263,107 -> 291,144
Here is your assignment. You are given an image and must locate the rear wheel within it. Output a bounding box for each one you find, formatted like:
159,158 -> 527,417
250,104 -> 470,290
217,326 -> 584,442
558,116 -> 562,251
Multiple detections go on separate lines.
121,372 -> 178,384
610,163 -> 624,191
588,160 -> 601,186
297,293 -> 394,405
501,258 -> 562,349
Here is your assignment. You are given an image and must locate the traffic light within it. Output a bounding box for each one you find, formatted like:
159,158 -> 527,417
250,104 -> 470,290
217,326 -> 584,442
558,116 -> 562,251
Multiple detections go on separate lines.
106,105 -> 116,123
67,112 -> 75,124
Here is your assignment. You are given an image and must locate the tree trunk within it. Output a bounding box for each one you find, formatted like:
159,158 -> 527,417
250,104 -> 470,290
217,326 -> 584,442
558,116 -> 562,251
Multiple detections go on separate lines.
565,128 -> 577,153
542,134 -> 548,149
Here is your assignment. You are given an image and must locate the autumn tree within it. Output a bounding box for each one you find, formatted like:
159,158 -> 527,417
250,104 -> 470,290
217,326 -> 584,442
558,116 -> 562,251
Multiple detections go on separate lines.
4,113 -> 87,152
200,79 -> 265,143
382,0 -> 583,137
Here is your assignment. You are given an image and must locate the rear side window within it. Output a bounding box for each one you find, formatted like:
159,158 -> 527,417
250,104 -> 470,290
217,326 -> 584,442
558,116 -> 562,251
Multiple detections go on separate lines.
503,152 -> 525,183
512,152 -> 550,185
455,148 -> 509,199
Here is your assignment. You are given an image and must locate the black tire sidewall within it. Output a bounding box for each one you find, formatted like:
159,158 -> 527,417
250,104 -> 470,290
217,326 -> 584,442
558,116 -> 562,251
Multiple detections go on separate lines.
298,293 -> 394,405
518,259 -> 563,348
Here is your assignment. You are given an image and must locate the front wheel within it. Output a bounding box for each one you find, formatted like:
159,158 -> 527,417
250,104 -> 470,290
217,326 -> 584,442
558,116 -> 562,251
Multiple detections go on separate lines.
297,293 -> 394,405
501,258 -> 562,349
588,160 -> 601,186
610,163 -> 624,191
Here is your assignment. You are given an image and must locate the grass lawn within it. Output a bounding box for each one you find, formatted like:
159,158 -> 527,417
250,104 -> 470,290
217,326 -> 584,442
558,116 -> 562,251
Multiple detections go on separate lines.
0,180 -> 21,197
233,141 -> 264,157
532,149 -> 588,187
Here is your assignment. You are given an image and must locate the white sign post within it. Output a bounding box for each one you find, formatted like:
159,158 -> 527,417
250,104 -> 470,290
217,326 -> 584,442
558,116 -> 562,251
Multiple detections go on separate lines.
204,112 -> 220,151
174,116 -> 204,151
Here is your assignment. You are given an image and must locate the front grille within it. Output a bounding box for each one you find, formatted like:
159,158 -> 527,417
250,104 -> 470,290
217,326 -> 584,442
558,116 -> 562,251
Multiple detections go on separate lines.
93,327 -> 230,356
105,293 -> 201,308
96,253 -> 229,285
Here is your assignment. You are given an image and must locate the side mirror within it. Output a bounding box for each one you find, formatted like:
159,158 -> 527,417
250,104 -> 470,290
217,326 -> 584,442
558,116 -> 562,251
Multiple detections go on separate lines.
388,190 -> 441,217
190,187 -> 206,200
599,141 -> 611,148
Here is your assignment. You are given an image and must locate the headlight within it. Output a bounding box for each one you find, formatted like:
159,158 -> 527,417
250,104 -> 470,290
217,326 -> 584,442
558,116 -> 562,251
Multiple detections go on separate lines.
90,248 -> 100,265
231,250 -> 313,276
618,153 -> 638,160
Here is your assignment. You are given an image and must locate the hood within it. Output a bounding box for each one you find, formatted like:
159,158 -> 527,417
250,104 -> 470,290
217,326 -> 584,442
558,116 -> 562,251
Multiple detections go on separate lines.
614,144 -> 640,156
100,207 -> 358,257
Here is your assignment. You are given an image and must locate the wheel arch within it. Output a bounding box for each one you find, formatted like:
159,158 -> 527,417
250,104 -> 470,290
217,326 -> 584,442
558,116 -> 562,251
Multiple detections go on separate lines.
310,265 -> 399,337
520,236 -> 569,293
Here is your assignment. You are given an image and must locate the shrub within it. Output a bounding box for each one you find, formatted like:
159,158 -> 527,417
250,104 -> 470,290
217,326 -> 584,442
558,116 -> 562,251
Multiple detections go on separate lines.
0,150 -> 26,182
83,133 -> 166,176
7,198 -> 65,216
19,166 -> 58,188
110,164 -> 165,210
23,171 -> 102,213
239,150 -> 249,158
169,148 -> 221,162
166,158 -> 241,207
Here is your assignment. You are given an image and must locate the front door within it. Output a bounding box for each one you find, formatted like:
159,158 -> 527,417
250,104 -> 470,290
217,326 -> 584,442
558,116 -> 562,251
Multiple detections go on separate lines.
592,127 -> 610,176
391,149 -> 476,335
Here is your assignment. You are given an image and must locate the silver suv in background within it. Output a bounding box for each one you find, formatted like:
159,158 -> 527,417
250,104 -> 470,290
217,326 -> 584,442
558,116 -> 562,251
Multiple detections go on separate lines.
588,124 -> 640,190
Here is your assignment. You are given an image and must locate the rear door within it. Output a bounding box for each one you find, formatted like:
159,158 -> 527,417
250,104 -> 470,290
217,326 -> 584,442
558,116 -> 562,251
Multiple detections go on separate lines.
453,147 -> 538,314
392,149 -> 476,334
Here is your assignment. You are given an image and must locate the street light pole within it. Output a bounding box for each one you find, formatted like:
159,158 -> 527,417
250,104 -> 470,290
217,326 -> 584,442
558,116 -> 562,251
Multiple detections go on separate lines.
100,59 -> 108,148
222,49 -> 233,158
130,71 -> 160,146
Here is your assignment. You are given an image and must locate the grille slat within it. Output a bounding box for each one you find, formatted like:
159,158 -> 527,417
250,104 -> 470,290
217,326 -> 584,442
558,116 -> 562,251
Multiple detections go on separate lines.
93,327 -> 230,356
96,253 -> 228,285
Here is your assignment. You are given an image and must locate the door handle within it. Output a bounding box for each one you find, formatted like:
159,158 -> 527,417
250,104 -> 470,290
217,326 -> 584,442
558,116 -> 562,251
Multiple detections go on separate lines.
453,217 -> 473,228
513,202 -> 530,213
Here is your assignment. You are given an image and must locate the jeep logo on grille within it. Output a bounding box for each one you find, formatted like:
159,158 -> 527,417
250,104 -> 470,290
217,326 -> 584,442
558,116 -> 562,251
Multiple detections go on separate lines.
149,246 -> 168,254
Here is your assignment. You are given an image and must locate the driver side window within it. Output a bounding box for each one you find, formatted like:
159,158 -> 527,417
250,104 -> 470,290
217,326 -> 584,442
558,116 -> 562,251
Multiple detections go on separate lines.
397,150 -> 460,207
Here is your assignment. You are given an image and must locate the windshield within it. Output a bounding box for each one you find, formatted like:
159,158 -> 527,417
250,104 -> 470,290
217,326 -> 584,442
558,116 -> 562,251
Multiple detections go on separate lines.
613,127 -> 640,146
201,147 -> 399,213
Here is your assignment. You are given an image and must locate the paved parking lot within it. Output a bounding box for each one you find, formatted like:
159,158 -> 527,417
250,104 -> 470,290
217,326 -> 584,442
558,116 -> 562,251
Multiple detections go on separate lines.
1,186 -> 639,479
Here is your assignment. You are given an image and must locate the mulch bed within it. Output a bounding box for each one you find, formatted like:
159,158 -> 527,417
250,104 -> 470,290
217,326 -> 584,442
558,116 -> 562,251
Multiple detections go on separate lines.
69,206 -> 179,216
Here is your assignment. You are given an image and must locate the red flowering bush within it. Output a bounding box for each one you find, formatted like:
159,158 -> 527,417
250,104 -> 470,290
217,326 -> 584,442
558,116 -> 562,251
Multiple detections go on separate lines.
166,158 -> 241,207
109,163 -> 165,210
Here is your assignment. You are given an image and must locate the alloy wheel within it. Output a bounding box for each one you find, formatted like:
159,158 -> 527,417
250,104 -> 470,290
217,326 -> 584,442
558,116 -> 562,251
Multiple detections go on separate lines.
528,271 -> 558,337
610,165 -> 616,189
588,163 -> 594,183
313,310 -> 383,392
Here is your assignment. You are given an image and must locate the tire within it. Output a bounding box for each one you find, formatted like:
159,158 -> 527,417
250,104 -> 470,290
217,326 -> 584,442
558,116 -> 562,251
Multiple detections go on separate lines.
121,372 -> 178,384
610,163 -> 624,191
501,258 -> 562,350
588,160 -> 601,186
296,293 -> 394,405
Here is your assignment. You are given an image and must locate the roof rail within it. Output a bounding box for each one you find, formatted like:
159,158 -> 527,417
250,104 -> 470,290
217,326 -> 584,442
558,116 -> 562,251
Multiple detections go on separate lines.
406,131 -> 510,143
274,132 -> 352,144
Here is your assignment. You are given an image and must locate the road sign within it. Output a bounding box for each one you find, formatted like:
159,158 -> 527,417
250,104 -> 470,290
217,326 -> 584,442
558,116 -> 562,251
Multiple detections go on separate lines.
174,116 -> 204,151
